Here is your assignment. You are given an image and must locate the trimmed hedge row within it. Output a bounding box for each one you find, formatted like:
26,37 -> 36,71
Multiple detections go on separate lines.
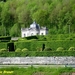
0,40 -> 75,52
0,51 -> 75,57
15,40 -> 75,51
0,36 -> 11,42
46,34 -> 75,41
19,34 -> 75,41
15,41 -> 31,51
0,42 -> 7,49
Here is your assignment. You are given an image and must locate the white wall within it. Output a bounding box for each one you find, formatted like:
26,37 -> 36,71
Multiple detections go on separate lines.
40,30 -> 46,35
22,30 -> 39,37
22,31 -> 28,37
29,30 -> 39,36
21,29 -> 47,37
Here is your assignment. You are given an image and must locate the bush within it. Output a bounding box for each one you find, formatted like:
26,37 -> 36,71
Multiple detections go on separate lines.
0,51 -> 75,57
0,36 -> 11,42
15,41 -> 31,51
36,47 -> 42,52
0,48 -> 7,52
56,47 -> 64,51
44,47 -> 52,51
15,48 -> 21,52
38,35 -> 46,41
68,47 -> 75,51
49,28 -> 57,34
15,40 -> 75,51
22,48 -> 28,52
18,38 -> 27,41
0,42 -> 7,49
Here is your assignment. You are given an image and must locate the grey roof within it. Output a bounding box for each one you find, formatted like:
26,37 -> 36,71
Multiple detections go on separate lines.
30,21 -> 40,30
21,21 -> 47,31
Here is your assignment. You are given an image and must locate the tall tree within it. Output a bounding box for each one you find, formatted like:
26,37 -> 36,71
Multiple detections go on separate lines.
10,23 -> 20,37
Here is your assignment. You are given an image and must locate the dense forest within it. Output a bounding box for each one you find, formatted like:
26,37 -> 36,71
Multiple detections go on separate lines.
0,0 -> 75,36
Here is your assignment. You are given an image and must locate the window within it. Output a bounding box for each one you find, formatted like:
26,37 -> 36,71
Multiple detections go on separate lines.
24,34 -> 26,37
41,33 -> 43,35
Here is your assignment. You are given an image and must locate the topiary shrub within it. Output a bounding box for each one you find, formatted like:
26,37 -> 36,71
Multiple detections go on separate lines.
18,38 -> 27,41
36,47 -> 42,52
15,48 -> 21,52
38,35 -> 46,41
56,47 -> 64,51
0,48 -> 7,52
68,47 -> 75,51
44,47 -> 52,51
22,48 -> 28,52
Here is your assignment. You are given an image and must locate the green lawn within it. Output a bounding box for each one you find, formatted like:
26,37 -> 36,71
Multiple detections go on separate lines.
0,67 -> 74,75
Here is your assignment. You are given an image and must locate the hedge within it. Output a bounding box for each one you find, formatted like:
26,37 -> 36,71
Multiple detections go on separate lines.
25,36 -> 38,40
0,42 -> 7,49
0,34 -> 75,52
0,39 -> 75,52
46,34 -> 75,41
15,40 -> 75,51
0,36 -> 11,42
0,51 -> 75,57
19,34 -> 75,41
15,41 -> 31,51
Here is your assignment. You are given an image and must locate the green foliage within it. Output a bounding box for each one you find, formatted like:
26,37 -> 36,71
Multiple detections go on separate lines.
18,38 -> 27,41
0,67 -> 74,75
14,33 -> 75,53
0,0 -> 75,35
18,9 -> 32,27
10,23 -> 20,37
56,47 -> 64,51
15,39 -> 75,51
0,36 -> 11,42
44,47 -> 52,51
15,41 -> 31,51
46,34 -> 75,41
15,48 -> 21,52
49,28 -> 57,35
0,25 -> 6,36
38,35 -> 46,41
68,47 -> 75,51
58,67 -> 72,73
0,51 -> 75,57
0,48 -> 7,52
22,48 -> 28,52
32,9 -> 49,27
0,42 -> 7,49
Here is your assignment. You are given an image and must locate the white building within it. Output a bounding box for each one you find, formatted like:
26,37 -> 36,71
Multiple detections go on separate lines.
21,21 -> 48,37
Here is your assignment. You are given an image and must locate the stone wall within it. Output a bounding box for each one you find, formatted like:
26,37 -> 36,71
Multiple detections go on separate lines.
0,57 -> 75,65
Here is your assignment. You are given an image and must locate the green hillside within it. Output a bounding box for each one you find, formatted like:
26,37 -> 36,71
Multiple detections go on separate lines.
0,0 -> 75,36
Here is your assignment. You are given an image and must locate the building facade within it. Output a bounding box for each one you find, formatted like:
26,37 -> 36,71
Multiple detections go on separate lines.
21,21 -> 48,37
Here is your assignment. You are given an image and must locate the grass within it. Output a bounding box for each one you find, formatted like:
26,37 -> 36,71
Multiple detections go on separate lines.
0,51 -> 75,57
0,67 -> 74,75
